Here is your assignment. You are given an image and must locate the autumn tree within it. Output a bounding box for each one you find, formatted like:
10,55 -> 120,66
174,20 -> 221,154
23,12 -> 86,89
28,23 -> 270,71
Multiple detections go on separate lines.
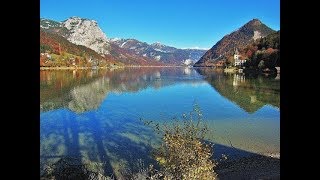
40,44 -> 52,53
40,56 -> 46,67
227,56 -> 234,67
75,57 -> 80,65
246,49 -> 253,58
266,48 -> 275,54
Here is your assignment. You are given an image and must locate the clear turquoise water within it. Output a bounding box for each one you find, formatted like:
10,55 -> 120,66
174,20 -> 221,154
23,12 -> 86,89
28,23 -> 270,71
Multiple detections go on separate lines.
40,67 -> 280,174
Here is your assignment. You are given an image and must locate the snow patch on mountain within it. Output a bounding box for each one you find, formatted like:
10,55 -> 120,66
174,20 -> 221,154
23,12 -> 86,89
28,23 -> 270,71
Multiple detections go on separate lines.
120,41 -> 127,47
154,55 -> 161,61
109,37 -> 122,42
153,48 -> 167,53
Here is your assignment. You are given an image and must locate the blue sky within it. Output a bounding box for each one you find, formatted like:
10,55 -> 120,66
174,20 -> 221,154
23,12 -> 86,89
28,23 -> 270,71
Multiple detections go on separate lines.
40,0 -> 280,49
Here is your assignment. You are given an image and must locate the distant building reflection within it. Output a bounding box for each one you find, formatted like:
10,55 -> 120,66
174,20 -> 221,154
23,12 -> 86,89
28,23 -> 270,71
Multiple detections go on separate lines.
250,95 -> 257,103
154,71 -> 161,79
194,68 -> 280,113
73,70 -> 76,78
233,73 -> 246,87
184,67 -> 191,75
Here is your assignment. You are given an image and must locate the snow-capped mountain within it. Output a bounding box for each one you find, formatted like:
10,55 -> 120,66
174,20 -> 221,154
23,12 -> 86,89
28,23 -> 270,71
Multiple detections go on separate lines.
150,42 -> 176,53
110,38 -> 207,65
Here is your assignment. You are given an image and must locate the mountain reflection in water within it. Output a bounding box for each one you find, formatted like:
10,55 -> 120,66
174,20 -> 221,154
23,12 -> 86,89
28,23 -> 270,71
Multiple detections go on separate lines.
40,67 -> 279,177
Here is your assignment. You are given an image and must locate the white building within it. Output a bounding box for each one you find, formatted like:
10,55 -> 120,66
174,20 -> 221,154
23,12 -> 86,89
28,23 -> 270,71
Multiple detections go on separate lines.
184,59 -> 193,66
40,53 -> 51,59
234,48 -> 246,66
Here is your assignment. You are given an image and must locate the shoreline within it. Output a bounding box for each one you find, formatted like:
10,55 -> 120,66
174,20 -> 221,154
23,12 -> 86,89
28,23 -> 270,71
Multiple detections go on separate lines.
40,65 -> 185,70
263,152 -> 280,159
40,66 -> 124,70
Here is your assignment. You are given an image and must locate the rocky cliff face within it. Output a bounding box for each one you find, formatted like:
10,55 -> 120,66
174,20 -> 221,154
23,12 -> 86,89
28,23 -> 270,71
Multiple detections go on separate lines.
40,17 -> 206,65
62,17 -> 110,55
194,19 -> 275,67
40,17 -> 163,66
41,17 -> 110,55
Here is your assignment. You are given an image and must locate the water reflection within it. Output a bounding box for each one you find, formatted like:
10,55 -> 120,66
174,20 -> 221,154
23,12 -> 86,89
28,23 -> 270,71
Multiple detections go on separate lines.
195,68 -> 280,113
40,67 -> 280,176
233,73 -> 246,87
184,67 -> 192,75
41,67 -> 204,113
68,77 -> 110,113
40,70 -> 106,112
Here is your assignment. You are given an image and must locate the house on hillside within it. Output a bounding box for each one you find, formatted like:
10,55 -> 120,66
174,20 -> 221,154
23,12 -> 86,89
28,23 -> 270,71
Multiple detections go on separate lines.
40,53 -> 52,59
234,48 -> 246,66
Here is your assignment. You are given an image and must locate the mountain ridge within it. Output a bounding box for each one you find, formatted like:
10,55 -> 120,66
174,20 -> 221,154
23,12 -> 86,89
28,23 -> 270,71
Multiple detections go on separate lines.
194,19 -> 275,67
41,17 -> 206,66
110,38 -> 207,65
40,17 -> 164,66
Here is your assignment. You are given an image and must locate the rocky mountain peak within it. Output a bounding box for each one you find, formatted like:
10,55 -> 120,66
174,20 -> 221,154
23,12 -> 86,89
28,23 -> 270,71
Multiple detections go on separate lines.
194,19 -> 275,67
239,18 -> 269,33
40,16 -> 207,65
248,18 -> 262,26
40,18 -> 62,29
60,17 -> 108,54
63,17 -> 98,30
151,42 -> 164,48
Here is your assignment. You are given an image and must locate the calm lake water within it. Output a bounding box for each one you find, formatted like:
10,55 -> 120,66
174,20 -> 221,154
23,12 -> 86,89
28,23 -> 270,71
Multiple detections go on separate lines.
40,67 -> 280,175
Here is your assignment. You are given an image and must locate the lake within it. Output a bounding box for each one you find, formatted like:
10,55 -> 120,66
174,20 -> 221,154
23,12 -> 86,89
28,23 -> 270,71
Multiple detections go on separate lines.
40,67 -> 280,175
